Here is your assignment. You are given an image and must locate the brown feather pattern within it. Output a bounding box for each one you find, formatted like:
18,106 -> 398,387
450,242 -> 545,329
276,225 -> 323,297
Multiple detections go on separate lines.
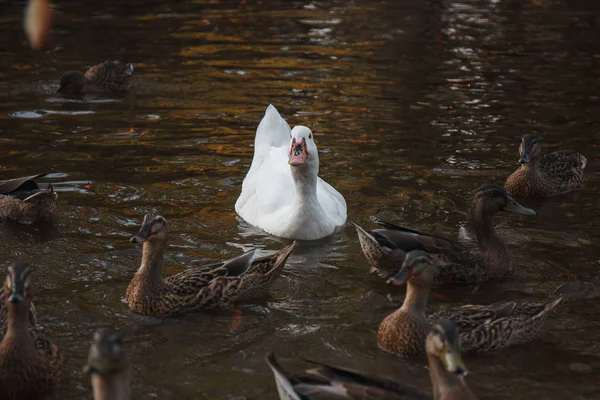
0,263 -> 62,400
505,135 -> 586,197
0,174 -> 57,222
378,251 -> 564,357
355,185 -> 534,284
125,213 -> 296,317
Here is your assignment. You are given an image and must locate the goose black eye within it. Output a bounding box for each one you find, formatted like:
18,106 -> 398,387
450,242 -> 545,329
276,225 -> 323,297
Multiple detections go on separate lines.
309,134 -> 312,139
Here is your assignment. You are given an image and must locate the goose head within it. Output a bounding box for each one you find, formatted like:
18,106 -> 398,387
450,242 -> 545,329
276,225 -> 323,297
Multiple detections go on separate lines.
288,126 -> 319,170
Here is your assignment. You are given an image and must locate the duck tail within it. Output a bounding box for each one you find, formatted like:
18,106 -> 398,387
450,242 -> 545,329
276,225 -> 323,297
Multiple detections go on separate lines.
536,282 -> 592,318
535,296 -> 563,320
266,353 -> 304,399
265,241 -> 297,279
351,221 -> 378,245
23,188 -> 58,202
579,154 -> 587,169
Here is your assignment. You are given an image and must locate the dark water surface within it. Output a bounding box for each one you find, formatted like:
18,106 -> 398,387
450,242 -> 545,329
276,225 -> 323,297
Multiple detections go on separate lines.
1,0 -> 599,398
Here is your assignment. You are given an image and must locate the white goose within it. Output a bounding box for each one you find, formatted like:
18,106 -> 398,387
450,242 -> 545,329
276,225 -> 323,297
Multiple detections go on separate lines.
235,105 -> 347,240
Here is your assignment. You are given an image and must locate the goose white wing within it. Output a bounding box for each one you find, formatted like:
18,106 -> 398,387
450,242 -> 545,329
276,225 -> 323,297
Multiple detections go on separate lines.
235,105 -> 296,221
317,178 -> 347,226
236,145 -> 296,224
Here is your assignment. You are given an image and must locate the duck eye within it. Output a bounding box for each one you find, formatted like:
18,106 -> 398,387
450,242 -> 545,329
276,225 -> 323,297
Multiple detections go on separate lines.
309,134 -> 312,139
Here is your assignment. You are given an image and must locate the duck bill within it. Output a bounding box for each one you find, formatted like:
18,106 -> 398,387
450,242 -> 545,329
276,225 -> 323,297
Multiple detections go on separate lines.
387,269 -> 411,286
8,293 -> 24,304
82,364 -> 97,375
518,150 -> 529,164
130,224 -> 151,243
442,346 -> 468,376
288,138 -> 308,167
504,197 -> 536,216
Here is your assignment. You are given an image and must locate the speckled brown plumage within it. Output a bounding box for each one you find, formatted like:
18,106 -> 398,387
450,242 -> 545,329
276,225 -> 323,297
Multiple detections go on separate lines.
355,185 -> 535,284
125,212 -> 296,317
379,309 -> 430,358
0,262 -> 63,400
378,251 -> 565,358
353,222 -> 405,278
58,60 -> 134,95
0,174 -> 57,222
505,134 -> 586,197
267,320 -> 475,399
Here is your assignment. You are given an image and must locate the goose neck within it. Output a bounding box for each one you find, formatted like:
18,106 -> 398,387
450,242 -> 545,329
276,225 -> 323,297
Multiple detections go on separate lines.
290,163 -> 319,201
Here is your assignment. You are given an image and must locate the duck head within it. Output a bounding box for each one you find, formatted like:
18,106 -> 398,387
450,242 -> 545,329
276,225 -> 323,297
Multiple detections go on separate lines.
3,261 -> 34,311
388,250 -> 443,289
426,319 -> 468,376
473,184 -> 536,215
130,212 -> 168,243
83,329 -> 129,375
288,126 -> 318,169
518,134 -> 541,164
57,71 -> 90,94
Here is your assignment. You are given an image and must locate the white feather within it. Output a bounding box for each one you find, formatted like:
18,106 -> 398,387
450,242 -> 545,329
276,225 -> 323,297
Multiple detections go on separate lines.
235,105 -> 347,240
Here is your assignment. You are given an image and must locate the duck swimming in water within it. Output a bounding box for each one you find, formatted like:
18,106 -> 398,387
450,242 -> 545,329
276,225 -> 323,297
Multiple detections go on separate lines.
504,134 -> 586,197
57,60 -> 134,95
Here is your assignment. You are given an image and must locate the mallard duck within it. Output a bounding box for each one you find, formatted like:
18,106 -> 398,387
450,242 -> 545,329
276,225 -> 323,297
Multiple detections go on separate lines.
266,319 -> 476,400
57,60 -> 134,95
84,329 -> 131,400
354,184 -> 536,283
504,134 -> 586,197
125,212 -> 297,316
0,262 -> 63,400
378,250 -> 565,358
0,174 -> 57,222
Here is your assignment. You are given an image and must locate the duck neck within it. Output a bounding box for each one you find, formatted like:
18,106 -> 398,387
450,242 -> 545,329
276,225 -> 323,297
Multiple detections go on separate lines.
519,158 -> 540,174
136,239 -> 165,289
471,202 -> 501,249
3,302 -> 35,352
400,282 -> 429,317
290,162 -> 319,206
91,367 -> 131,400
428,353 -> 466,399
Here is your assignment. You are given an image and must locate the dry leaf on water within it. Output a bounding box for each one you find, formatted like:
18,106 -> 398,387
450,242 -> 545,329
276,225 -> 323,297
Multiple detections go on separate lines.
23,0 -> 54,50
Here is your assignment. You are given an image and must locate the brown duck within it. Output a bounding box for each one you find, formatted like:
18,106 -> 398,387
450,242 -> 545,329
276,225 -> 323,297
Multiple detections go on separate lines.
58,60 -> 134,95
84,329 -> 131,400
0,262 -> 63,400
504,134 -> 586,197
0,174 -> 57,222
354,184 -> 536,283
266,319 -> 476,400
125,212 -> 297,316
378,251 -> 565,358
